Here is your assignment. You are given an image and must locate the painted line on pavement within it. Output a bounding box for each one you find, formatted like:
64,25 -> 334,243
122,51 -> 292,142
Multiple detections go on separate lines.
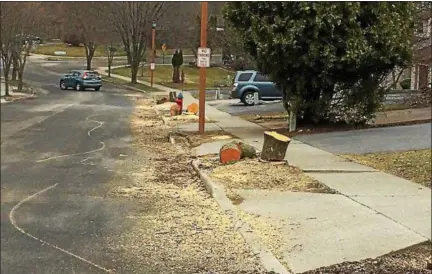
9,183 -> 113,273
36,113 -> 106,163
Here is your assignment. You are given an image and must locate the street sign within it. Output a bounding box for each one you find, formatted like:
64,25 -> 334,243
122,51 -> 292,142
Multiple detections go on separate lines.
197,47 -> 211,68
161,44 -> 166,52
150,63 -> 155,70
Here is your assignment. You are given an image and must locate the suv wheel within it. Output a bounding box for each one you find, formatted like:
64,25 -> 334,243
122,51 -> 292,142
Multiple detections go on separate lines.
60,81 -> 66,90
242,91 -> 256,106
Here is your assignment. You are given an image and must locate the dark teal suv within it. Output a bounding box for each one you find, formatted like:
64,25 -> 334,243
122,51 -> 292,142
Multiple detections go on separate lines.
230,70 -> 282,106
59,70 -> 102,91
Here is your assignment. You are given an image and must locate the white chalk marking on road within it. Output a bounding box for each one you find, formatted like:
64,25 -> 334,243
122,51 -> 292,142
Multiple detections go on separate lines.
36,141 -> 105,163
36,114 -> 106,163
9,183 -> 113,273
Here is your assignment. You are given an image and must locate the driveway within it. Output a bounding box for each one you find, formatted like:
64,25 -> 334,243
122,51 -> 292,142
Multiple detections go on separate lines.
294,123 -> 432,154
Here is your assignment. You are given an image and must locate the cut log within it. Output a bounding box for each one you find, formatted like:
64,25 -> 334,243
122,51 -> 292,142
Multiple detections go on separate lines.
187,103 -> 199,115
220,142 -> 242,164
170,104 -> 181,116
169,91 -> 177,102
156,97 -> 168,104
235,141 -> 257,158
219,141 -> 257,164
260,131 -> 291,161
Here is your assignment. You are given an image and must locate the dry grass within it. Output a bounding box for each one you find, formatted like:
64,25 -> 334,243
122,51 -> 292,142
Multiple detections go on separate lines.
32,43 -> 127,57
103,76 -> 162,92
177,130 -> 236,148
106,97 -> 265,273
112,66 -> 234,90
342,149 -> 431,188
204,158 -> 335,193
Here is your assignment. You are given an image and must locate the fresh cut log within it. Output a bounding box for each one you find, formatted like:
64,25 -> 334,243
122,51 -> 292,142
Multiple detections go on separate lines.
260,131 -> 291,161
219,140 -> 257,164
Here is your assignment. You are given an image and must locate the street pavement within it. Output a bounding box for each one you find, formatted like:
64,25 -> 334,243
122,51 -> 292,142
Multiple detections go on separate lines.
211,98 -> 431,154
0,58 -> 156,273
295,122 -> 432,154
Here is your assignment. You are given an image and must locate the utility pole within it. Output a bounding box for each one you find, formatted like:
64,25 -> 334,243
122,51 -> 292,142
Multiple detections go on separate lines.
150,21 -> 156,87
198,1 -> 208,133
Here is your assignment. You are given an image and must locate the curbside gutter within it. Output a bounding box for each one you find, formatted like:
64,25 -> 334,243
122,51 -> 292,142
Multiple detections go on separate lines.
191,159 -> 291,274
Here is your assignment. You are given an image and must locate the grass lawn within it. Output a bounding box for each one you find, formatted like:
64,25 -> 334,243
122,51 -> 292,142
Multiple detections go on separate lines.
32,43 -> 127,57
33,44 -> 221,58
103,76 -> 161,92
111,66 -> 234,90
342,149 -> 431,187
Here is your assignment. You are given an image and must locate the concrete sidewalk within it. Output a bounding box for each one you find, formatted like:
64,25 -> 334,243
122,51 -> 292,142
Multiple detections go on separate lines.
104,69 -> 431,273
178,90 -> 431,272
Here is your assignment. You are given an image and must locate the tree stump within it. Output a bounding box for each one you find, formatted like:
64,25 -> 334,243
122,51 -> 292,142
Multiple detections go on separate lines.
170,104 -> 181,116
220,142 -> 242,164
260,131 -> 291,161
169,91 -> 177,102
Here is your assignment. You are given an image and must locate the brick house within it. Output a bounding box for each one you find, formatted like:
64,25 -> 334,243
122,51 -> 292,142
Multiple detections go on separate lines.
410,10 -> 432,90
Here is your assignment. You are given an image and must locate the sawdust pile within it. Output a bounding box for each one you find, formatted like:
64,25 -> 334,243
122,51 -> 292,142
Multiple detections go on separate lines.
108,97 -> 265,273
206,158 -> 335,193
236,209 -> 290,270
172,130 -> 236,149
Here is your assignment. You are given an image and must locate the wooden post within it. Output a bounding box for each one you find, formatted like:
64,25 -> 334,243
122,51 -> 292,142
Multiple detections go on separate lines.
198,1 -> 208,134
150,21 -> 156,87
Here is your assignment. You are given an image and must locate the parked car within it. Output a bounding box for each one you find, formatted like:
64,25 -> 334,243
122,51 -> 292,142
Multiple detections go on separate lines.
230,70 -> 282,106
60,70 -> 102,91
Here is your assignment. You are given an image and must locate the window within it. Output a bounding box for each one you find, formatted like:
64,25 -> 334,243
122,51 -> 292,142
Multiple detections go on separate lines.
238,73 -> 253,82
254,73 -> 270,82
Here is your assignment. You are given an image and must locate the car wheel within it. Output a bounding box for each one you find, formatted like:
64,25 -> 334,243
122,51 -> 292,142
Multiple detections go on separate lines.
94,87 -> 100,91
75,83 -> 83,91
242,91 -> 256,106
60,81 -> 66,90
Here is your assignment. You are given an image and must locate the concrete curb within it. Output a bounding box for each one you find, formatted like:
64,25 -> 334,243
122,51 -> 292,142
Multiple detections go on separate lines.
191,159 -> 290,274
102,78 -> 147,94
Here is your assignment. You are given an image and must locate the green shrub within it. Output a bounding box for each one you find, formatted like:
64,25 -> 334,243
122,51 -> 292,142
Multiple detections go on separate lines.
400,78 -> 411,89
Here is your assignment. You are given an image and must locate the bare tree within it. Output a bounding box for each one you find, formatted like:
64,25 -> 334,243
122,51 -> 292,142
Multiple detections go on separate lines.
0,2 -> 21,96
11,2 -> 42,92
65,2 -> 107,70
110,2 -> 168,84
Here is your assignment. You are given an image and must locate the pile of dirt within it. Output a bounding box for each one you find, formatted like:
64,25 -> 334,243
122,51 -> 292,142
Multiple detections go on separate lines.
107,97 -> 266,273
203,158 -> 335,193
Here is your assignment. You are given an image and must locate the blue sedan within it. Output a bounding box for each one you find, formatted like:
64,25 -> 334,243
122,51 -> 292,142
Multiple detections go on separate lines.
60,70 -> 102,91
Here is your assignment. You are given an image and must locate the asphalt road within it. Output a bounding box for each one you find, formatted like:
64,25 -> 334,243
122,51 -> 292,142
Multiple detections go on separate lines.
294,123 -> 432,154
1,58 -> 154,273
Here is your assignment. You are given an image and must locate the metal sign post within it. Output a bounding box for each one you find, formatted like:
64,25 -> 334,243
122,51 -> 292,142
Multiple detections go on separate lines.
198,2 -> 208,134
150,21 -> 156,87
161,43 -> 166,64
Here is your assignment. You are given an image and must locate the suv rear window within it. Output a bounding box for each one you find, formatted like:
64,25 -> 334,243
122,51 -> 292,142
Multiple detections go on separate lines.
238,73 -> 253,82
254,73 -> 270,82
